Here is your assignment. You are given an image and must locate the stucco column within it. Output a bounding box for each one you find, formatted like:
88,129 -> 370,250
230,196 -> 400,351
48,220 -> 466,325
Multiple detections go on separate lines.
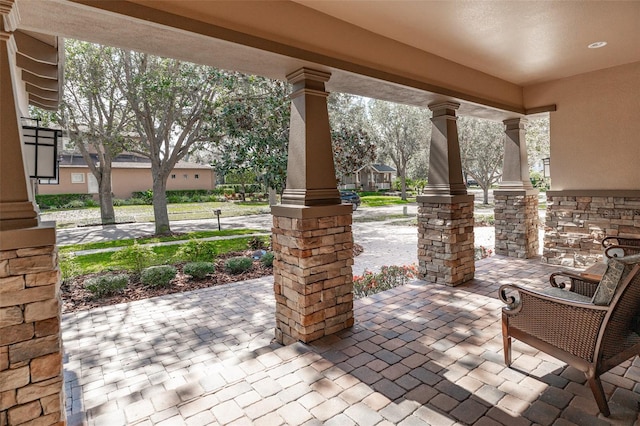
280,68 -> 341,207
417,102 -> 474,286
0,4 -> 64,426
494,118 -> 539,258
272,68 -> 353,345
0,12 -> 38,231
425,102 -> 467,196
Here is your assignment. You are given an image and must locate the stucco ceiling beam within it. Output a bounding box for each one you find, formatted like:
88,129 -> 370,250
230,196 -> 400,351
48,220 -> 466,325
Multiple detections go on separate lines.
28,93 -> 57,110
14,30 -> 57,64
25,82 -> 58,101
16,51 -> 57,78
21,69 -> 58,90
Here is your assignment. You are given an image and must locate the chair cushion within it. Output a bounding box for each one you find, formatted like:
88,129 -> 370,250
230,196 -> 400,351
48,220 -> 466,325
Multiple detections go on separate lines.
542,287 -> 592,303
591,259 -> 626,306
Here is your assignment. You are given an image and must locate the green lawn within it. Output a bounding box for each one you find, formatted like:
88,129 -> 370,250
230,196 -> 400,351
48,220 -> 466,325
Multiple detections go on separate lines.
360,195 -> 415,207
59,229 -> 264,252
63,236 -> 267,276
42,201 -> 271,228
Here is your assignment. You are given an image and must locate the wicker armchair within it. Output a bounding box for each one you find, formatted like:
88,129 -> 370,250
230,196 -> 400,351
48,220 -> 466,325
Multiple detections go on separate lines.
500,259 -> 640,416
602,235 -> 640,259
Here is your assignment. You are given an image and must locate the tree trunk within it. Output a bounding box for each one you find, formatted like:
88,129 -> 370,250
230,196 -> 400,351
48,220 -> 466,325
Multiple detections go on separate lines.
483,186 -> 489,204
400,172 -> 407,201
268,187 -> 278,206
152,174 -> 171,235
98,166 -> 116,224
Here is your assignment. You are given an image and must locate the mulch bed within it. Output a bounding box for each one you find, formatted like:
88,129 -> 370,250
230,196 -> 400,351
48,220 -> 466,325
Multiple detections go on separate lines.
62,243 -> 366,314
61,250 -> 273,314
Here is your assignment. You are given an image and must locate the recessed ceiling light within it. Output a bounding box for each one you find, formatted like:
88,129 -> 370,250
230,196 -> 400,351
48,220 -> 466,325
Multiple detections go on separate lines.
588,41 -> 607,49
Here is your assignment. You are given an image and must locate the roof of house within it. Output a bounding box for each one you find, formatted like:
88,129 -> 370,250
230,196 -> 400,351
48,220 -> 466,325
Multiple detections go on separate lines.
59,153 -> 212,170
371,164 -> 396,173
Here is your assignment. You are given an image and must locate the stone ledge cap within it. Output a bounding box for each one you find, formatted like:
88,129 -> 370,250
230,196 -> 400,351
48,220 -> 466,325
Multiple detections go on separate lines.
0,222 -> 56,251
416,194 -> 474,204
494,189 -> 539,196
271,204 -> 352,219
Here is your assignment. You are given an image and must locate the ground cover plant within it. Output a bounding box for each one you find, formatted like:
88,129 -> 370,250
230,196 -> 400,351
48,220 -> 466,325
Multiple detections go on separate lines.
61,236 -> 273,313
59,229 -> 263,254
353,264 -> 418,298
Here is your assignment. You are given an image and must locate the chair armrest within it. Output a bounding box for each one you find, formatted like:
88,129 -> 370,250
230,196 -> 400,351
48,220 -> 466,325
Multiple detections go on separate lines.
549,271 -> 599,298
602,236 -> 620,248
604,244 -> 640,259
500,283 -> 605,311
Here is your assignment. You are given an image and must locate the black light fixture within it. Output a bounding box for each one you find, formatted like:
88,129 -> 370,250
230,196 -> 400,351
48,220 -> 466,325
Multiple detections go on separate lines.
21,117 -> 61,181
543,157 -> 550,178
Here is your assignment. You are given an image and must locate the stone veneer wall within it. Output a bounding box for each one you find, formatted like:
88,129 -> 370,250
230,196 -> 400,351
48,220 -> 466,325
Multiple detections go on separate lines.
494,192 -> 539,258
0,245 -> 64,426
272,214 -> 354,345
417,196 -> 475,286
544,191 -> 640,267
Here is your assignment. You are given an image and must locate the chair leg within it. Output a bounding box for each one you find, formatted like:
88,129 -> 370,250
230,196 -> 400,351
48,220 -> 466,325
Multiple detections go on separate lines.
502,322 -> 511,366
586,374 -> 610,417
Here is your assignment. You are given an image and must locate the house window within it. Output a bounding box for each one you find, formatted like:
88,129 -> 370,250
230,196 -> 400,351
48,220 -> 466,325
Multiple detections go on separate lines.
183,174 -> 188,179
71,173 -> 85,184
194,174 -> 199,179
171,174 -> 176,179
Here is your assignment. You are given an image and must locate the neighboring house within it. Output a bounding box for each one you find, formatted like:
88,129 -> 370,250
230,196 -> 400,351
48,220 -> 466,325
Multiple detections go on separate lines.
37,153 -> 215,199
340,163 -> 396,191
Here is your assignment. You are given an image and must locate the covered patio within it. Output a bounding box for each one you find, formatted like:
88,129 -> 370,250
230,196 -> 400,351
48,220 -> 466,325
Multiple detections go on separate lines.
63,256 -> 640,425
1,1 -> 639,425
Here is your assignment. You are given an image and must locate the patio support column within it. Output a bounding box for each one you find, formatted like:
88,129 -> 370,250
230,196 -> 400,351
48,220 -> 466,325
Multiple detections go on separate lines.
417,102 -> 475,286
272,68 -> 354,345
494,118 -> 539,258
0,4 -> 65,426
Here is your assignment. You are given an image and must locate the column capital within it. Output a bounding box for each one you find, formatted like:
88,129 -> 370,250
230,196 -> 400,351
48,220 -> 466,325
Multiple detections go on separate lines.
286,67 -> 331,84
428,101 -> 460,117
1,0 -> 20,33
503,117 -> 528,129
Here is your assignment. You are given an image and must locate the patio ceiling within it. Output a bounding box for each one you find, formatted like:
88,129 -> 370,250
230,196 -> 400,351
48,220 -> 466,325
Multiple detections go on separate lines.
15,0 -> 640,121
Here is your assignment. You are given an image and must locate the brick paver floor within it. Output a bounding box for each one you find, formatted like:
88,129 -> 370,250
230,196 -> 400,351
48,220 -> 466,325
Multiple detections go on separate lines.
63,256 -> 640,425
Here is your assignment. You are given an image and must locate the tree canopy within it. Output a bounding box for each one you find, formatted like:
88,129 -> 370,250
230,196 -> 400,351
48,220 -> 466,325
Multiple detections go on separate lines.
458,116 -> 505,204
61,40 -> 134,224
369,100 -> 430,200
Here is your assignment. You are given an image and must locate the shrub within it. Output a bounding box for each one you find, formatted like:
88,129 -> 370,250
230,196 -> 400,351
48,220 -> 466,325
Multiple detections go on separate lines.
353,264 -> 418,299
474,246 -> 493,260
112,198 -> 126,206
112,242 -> 157,275
35,193 -> 92,209
84,274 -> 129,297
84,199 -> 98,207
247,236 -> 267,250
174,239 -> 217,262
64,200 -> 86,209
124,197 -> 147,205
140,265 -> 176,287
130,190 -> 154,204
260,252 -> 274,267
183,262 -> 216,279
224,256 -> 253,274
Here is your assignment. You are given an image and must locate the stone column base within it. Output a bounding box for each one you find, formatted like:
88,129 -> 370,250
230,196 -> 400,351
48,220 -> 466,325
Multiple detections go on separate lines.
271,204 -> 354,345
494,189 -> 539,258
0,225 -> 64,426
417,194 -> 475,287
